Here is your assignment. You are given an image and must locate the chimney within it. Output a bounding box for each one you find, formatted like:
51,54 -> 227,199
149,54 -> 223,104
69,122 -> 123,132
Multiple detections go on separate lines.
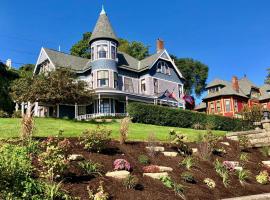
157,38 -> 164,53
232,76 -> 239,93
5,59 -> 12,69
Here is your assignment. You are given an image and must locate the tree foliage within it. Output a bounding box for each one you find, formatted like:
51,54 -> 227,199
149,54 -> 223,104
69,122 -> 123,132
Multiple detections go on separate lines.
265,68 -> 270,85
70,32 -> 149,60
172,56 -> 209,97
10,69 -> 93,105
18,64 -> 35,77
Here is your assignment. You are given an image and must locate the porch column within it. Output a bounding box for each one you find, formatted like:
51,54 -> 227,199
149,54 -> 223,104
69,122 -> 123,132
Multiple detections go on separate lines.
125,96 -> 128,115
56,104 -> 59,118
98,94 -> 101,114
15,103 -> 19,112
21,102 -> 24,116
34,102 -> 39,117
75,103 -> 78,119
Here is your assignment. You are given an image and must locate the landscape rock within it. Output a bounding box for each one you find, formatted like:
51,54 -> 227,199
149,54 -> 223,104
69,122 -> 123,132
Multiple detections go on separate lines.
162,151 -> 178,157
158,166 -> 173,172
68,154 -> 85,161
262,161 -> 270,166
105,170 -> 130,179
235,166 -> 243,171
146,146 -> 165,152
220,142 -> 230,146
143,172 -> 169,179
192,148 -> 198,153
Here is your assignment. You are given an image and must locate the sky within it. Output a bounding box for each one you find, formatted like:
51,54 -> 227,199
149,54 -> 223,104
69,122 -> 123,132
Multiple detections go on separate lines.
1,0 -> 270,100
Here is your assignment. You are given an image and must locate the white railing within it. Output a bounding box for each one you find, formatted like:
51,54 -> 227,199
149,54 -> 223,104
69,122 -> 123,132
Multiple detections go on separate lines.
76,113 -> 127,121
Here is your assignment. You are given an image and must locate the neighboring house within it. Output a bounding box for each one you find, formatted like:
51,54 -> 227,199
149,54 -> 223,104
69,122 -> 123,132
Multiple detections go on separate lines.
31,7 -> 185,119
195,76 -> 270,117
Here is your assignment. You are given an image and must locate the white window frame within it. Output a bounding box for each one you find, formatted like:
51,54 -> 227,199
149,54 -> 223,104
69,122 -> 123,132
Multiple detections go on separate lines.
97,70 -> 109,87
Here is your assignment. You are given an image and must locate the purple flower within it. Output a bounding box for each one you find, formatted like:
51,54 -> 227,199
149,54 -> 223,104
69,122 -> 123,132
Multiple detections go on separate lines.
113,159 -> 131,171
223,161 -> 236,171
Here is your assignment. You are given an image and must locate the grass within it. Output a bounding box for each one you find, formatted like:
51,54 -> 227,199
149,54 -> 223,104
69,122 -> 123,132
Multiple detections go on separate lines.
0,118 -> 226,142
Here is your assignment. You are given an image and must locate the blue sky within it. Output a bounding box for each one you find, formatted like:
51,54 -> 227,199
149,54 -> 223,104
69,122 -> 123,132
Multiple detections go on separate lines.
1,0 -> 270,99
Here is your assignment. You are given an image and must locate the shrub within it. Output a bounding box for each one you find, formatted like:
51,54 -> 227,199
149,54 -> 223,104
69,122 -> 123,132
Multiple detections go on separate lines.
240,104 -> 263,123
113,159 -> 131,171
203,178 -> 216,189
142,165 -> 160,173
181,172 -> 196,183
123,175 -> 139,189
88,181 -> 109,200
256,171 -> 269,185
12,110 -> 21,118
160,176 -> 174,189
21,115 -> 35,139
237,169 -> 250,185
138,154 -> 150,165
192,122 -> 205,130
80,126 -> 111,152
238,135 -> 250,151
260,146 -> 270,157
170,131 -> 192,156
127,102 -> 252,131
78,160 -> 103,177
197,142 -> 212,161
180,156 -> 195,170
0,110 -> 9,118
119,117 -> 130,144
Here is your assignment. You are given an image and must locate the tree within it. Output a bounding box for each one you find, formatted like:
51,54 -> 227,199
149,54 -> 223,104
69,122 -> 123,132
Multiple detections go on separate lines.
70,32 -> 149,60
265,68 -> 270,85
172,56 -> 209,97
10,69 -> 93,108
18,64 -> 35,77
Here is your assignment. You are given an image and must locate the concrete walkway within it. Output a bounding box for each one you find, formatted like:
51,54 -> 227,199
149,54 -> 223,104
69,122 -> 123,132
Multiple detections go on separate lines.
222,193 -> 270,200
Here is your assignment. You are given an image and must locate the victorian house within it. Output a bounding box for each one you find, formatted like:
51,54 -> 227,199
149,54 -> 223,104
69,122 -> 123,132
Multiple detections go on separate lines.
195,76 -> 270,117
30,7 -> 185,119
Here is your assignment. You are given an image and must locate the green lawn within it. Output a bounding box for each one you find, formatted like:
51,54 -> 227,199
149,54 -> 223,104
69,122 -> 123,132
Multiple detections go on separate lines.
0,118 -> 226,142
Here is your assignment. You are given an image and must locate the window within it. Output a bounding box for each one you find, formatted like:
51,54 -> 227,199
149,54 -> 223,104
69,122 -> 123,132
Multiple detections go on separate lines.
111,46 -> 116,59
157,61 -> 170,75
210,102 -> 215,113
209,87 -> 219,93
100,99 -> 110,113
97,70 -> 109,87
97,44 -> 108,58
234,99 -> 238,112
124,77 -> 134,93
216,100 -> 221,113
225,99 -> 231,112
114,72 -> 118,89
153,79 -> 158,94
178,84 -> 183,98
141,79 -> 146,93
91,47 -> 94,60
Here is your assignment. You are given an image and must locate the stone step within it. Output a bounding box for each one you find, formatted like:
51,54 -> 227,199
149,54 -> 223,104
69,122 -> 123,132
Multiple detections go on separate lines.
105,170 -> 130,179
146,146 -> 165,152
249,137 -> 270,144
143,172 -> 169,179
227,130 -> 264,137
162,151 -> 178,157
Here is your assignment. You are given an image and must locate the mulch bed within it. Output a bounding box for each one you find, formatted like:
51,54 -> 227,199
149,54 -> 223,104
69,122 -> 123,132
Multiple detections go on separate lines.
37,138 -> 270,200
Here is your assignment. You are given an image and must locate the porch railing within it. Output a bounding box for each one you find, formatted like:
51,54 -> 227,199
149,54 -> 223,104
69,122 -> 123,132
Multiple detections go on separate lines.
76,113 -> 127,121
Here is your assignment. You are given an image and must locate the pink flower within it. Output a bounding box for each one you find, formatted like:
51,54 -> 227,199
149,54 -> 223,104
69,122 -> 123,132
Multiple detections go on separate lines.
223,161 -> 236,171
113,159 -> 131,171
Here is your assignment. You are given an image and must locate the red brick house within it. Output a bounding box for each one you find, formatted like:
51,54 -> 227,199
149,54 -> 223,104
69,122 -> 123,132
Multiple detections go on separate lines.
195,76 -> 270,117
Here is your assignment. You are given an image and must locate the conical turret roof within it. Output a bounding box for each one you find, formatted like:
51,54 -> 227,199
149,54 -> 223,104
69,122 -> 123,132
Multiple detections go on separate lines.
90,7 -> 118,44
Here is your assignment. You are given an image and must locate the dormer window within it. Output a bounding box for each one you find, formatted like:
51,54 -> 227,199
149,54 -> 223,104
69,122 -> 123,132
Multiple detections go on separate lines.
97,44 -> 108,59
157,61 -> 170,75
209,87 -> 220,94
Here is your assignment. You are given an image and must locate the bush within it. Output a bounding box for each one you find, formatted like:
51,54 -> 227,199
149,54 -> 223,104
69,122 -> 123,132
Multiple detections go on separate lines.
119,117 -> 130,144
180,156 -> 195,170
138,154 -> 150,165
169,130 -> 192,156
123,175 -> 139,189
160,176 -> 174,189
0,110 -> 9,118
78,160 -> 103,177
256,171 -> 269,184
80,126 -> 111,152
12,110 -> 21,118
127,102 -> 252,131
113,159 -> 131,171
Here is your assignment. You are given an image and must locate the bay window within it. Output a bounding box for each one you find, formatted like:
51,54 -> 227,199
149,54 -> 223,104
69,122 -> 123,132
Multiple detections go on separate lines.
97,70 -> 109,87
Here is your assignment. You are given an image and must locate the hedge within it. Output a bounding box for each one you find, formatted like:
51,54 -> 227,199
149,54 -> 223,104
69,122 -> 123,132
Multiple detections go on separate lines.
127,102 -> 252,132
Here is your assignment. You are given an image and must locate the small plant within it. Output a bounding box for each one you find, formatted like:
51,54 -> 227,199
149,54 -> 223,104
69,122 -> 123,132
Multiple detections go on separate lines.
173,183 -> 185,199
80,126 -> 111,152
78,160 -> 103,177
260,146 -> 270,157
214,159 -> 229,187
122,175 -> 139,189
223,161 -> 236,172
203,178 -> 216,189
238,135 -> 250,151
138,154 -> 150,165
142,165 -> 160,173
180,156 -> 195,170
113,159 -> 131,171
170,131 -> 192,156
87,181 -> 109,200
237,169 -> 250,185
239,152 -> 249,162
204,130 -> 220,152
181,172 -> 196,183
160,176 -> 174,189
256,170 -> 269,185
119,117 -> 130,144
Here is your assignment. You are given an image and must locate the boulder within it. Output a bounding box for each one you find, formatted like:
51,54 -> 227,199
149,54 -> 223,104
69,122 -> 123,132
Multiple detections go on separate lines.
158,166 -> 173,172
143,172 -> 169,179
146,146 -> 165,152
68,154 -> 85,161
220,142 -> 230,146
105,170 -> 130,179
162,151 -> 178,157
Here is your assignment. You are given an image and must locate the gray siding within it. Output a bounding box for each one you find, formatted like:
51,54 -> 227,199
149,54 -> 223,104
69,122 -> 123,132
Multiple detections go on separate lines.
92,59 -> 117,71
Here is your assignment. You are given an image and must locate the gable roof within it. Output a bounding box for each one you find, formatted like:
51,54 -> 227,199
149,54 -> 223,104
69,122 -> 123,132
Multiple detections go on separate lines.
89,11 -> 118,44
43,48 -> 90,72
205,79 -> 230,89
260,84 -> 270,101
238,77 -> 258,96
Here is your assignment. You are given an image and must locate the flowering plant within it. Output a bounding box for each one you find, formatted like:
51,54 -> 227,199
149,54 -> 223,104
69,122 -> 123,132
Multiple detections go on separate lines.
256,170 -> 269,184
142,165 -> 160,173
113,159 -> 131,171
223,161 -> 236,171
203,178 -> 216,188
